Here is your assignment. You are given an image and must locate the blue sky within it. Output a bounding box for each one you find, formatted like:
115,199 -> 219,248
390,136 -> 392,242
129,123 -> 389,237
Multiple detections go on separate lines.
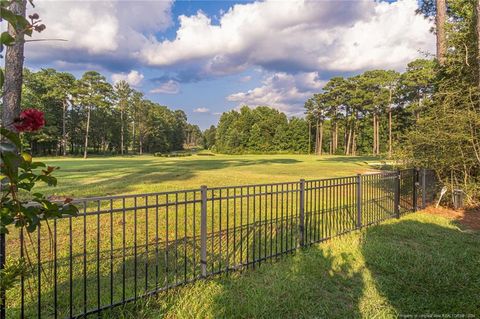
23,0 -> 434,130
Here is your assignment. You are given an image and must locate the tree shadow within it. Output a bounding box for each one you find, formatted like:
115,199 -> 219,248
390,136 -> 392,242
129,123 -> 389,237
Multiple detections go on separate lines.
41,157 -> 302,197
316,155 -> 377,164
362,219 -> 480,317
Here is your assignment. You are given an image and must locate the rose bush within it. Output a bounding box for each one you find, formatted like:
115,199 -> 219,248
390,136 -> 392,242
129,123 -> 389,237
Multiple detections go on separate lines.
1,109 -> 78,293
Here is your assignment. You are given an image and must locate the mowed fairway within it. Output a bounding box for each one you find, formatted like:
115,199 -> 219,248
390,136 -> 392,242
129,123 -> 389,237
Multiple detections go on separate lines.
36,154 -> 378,198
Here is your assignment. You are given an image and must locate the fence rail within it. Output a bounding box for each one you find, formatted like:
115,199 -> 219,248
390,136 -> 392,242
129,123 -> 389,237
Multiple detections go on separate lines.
0,168 -> 438,319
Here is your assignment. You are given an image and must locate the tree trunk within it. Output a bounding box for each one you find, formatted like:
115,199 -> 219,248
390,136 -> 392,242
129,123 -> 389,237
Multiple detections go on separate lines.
139,135 -> 143,155
373,114 -> 377,155
476,0 -> 480,89
315,120 -> 320,155
132,120 -> 136,154
120,109 -> 124,155
83,106 -> 91,159
319,121 -> 323,156
388,107 -> 393,158
334,121 -> 338,154
436,0 -> 447,65
308,121 -> 311,154
2,0 -> 26,132
62,100 -> 67,156
376,115 -> 380,155
345,124 -> 352,156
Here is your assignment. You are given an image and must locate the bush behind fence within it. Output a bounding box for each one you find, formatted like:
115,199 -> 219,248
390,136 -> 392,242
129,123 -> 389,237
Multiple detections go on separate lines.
0,168 -> 438,319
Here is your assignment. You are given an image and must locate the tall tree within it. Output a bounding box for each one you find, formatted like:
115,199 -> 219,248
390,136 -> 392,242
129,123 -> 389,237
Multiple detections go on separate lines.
312,94 -> 328,155
113,80 -> 132,155
42,70 -> 76,155
75,71 -> 113,159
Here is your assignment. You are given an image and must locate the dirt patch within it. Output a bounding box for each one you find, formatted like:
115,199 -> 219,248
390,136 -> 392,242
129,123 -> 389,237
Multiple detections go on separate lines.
423,206 -> 480,230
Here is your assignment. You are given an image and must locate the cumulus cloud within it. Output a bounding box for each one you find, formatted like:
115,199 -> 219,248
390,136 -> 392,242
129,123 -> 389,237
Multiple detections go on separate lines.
111,70 -> 144,86
149,80 -> 180,94
25,0 -> 173,71
193,107 -> 210,113
141,0 -> 433,77
227,72 -> 326,115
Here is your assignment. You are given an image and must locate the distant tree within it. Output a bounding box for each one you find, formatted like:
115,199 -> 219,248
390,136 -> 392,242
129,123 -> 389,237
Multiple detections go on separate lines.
75,71 -> 113,158
203,125 -> 217,149
114,80 -> 132,155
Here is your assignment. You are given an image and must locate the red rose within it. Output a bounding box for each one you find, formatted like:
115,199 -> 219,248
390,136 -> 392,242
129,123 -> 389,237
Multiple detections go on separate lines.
13,109 -> 45,132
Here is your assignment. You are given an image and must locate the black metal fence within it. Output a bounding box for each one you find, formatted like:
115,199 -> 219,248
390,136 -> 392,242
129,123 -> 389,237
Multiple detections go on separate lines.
0,168 -> 438,318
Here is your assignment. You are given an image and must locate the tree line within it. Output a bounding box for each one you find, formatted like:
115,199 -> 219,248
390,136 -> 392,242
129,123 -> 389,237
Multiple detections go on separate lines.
209,106 -> 308,153
203,59 -> 434,156
17,68 -> 202,157
303,60 -> 435,157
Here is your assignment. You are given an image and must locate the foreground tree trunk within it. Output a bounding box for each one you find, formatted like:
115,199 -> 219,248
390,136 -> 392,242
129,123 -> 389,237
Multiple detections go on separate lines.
2,0 -> 27,130
436,0 -> 447,65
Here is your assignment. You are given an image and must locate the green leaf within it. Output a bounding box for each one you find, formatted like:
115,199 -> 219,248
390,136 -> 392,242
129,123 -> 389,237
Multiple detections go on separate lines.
30,162 -> 46,169
0,128 -> 20,148
0,142 -> 16,152
0,8 -> 18,26
37,175 -> 57,186
0,32 -> 15,46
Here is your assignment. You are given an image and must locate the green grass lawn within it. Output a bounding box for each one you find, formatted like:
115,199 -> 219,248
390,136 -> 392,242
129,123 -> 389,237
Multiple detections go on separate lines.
5,155 -> 479,318
36,154 -> 379,198
106,212 -> 480,319
6,154 -> 384,318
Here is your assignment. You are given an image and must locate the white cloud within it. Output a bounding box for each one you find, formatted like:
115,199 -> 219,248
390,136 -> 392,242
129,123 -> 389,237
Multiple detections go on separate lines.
149,80 -> 180,94
141,0 -> 434,76
111,70 -> 144,86
227,72 -> 326,115
25,0 -> 173,69
193,107 -> 210,113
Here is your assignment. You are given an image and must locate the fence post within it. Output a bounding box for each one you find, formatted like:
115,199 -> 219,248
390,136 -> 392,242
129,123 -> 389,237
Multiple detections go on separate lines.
356,174 -> 362,229
299,179 -> 305,247
200,185 -> 208,278
413,168 -> 418,212
421,169 -> 427,209
0,232 -> 5,319
395,169 -> 401,219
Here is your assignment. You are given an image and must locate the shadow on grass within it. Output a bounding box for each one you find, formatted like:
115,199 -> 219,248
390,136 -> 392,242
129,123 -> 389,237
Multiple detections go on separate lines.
46,158 -> 302,197
316,155 -> 377,164
362,220 -> 480,317
205,248 -> 364,318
